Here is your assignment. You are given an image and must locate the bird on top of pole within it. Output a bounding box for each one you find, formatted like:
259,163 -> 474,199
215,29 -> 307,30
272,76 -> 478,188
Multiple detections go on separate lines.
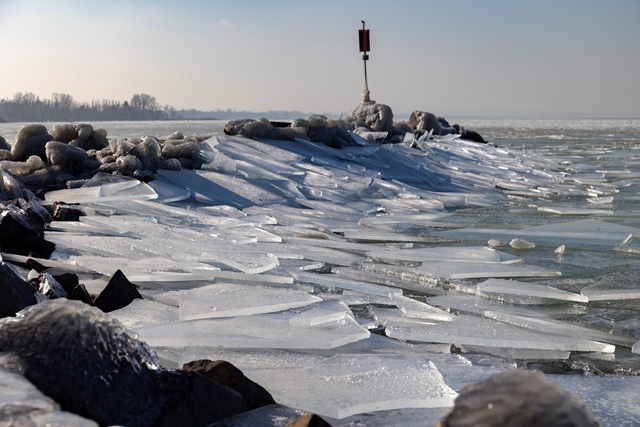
359,20 -> 375,104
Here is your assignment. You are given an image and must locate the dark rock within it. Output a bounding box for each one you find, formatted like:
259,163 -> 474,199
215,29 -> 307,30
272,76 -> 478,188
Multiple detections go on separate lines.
93,269 -> 142,312
25,257 -> 45,271
165,131 -> 184,140
285,414 -> 333,427
25,198 -> 52,225
408,111 -> 442,135
67,284 -> 93,305
0,135 -> 8,151
435,370 -> 601,427
350,103 -> 394,134
52,202 -> 85,221
53,272 -> 79,293
155,371 -> 250,427
461,129 -> 486,143
452,124 -> 462,133
0,263 -> 37,318
133,169 -> 153,182
49,124 -> 78,142
0,299 -> 250,427
393,121 -> 414,134
437,116 -> 451,128
182,359 -> 275,410
0,204 -> 53,257
92,129 -> 109,150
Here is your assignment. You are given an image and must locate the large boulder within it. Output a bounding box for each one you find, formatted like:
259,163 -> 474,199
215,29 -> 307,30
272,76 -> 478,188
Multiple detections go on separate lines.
11,124 -> 54,161
350,103 -> 394,134
0,299 -> 250,427
408,111 -> 442,135
49,124 -> 78,143
45,141 -> 100,175
435,370 -> 601,427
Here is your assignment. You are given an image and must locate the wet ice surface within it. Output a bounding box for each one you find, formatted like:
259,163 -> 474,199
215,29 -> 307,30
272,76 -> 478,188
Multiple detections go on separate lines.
40,120 -> 640,426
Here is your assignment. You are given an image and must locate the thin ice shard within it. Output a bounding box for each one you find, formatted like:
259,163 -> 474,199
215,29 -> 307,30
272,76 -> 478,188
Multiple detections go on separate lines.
478,279 -> 587,303
179,283 -> 321,320
294,271 -> 402,297
366,246 -> 522,265
135,311 -> 370,350
383,314 -> 614,353
241,355 -> 458,419
418,261 -> 561,279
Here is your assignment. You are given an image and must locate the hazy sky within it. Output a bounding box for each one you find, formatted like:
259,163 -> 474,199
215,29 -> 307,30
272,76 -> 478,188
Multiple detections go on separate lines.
1,0 -> 639,117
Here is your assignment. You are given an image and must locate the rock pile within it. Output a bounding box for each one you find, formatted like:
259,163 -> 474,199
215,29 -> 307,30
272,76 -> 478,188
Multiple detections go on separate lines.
224,103 -> 486,147
0,123 -> 209,198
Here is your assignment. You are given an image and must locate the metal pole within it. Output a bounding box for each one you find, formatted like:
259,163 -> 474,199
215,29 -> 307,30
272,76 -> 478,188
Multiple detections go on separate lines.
360,21 -> 373,103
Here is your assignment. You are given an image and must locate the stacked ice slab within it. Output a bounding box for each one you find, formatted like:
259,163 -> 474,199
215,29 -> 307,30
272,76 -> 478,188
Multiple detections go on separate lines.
43,132 -> 640,422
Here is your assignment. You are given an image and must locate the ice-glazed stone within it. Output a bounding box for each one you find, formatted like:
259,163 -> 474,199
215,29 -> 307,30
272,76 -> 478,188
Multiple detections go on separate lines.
435,370 -> 601,427
0,364 -> 98,426
554,244 -> 565,254
0,299 -> 249,427
509,238 -> 536,249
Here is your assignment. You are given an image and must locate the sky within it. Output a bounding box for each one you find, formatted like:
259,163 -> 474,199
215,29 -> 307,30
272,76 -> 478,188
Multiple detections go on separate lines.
1,0 -> 639,117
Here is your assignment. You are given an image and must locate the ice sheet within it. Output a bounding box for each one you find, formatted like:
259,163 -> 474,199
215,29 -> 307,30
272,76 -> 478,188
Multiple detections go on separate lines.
478,278 -> 587,302
135,311 -> 370,350
293,271 -> 402,297
241,354 -> 457,419
383,314 -> 615,353
45,181 -> 157,204
366,246 -> 522,265
483,310 -> 635,347
110,298 -> 180,329
179,283 -> 321,320
418,261 -> 561,279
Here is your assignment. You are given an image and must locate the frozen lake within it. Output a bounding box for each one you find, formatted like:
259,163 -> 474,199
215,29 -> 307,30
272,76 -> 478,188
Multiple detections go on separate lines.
4,118 -> 640,426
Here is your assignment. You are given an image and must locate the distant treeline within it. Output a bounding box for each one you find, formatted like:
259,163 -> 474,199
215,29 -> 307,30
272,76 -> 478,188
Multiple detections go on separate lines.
0,93 -> 180,123
0,93 -> 343,123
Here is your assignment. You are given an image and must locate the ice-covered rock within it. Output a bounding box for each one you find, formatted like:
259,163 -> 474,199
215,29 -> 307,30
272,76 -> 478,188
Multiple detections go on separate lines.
45,141 -> 99,175
0,299 -> 250,426
509,238 -> 536,249
0,360 -> 98,427
409,111 -> 442,135
50,123 -> 78,142
11,124 -> 54,161
0,155 -> 45,177
131,136 -> 162,171
435,370 -> 601,427
350,103 -> 393,134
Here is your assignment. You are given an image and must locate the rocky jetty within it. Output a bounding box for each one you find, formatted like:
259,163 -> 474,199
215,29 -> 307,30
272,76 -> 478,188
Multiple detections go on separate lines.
224,104 -> 486,147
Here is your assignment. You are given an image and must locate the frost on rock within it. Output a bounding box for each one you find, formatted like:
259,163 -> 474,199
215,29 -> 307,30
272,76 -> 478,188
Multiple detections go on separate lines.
0,299 -> 249,426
